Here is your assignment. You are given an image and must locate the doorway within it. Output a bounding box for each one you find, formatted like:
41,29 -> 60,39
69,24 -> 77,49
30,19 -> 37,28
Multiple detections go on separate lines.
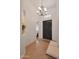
43,20 -> 52,40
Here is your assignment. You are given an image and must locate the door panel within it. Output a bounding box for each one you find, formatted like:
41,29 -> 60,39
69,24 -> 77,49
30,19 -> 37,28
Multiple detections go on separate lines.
43,20 -> 52,40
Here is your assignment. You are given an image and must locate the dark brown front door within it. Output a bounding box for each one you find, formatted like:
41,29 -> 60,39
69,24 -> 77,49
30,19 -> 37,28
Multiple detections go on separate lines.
43,20 -> 52,40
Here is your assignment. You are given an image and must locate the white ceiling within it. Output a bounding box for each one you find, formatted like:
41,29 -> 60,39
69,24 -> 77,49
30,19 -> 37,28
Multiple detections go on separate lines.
28,0 -> 57,10
29,0 -> 56,7
29,0 -> 57,15
21,0 -> 58,21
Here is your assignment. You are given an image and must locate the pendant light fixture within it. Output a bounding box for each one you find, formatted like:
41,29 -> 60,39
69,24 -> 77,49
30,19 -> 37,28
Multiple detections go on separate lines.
36,0 -> 48,16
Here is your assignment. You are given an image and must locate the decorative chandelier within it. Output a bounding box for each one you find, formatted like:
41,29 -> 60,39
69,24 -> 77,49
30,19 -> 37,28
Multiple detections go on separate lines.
36,0 -> 48,16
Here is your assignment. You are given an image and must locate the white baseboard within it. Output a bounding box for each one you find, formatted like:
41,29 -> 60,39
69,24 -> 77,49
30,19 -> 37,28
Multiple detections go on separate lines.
25,39 -> 36,47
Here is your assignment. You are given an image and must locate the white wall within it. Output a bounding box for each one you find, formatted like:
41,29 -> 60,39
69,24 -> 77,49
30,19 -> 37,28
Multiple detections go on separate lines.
20,0 -> 40,56
20,0 -> 59,56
